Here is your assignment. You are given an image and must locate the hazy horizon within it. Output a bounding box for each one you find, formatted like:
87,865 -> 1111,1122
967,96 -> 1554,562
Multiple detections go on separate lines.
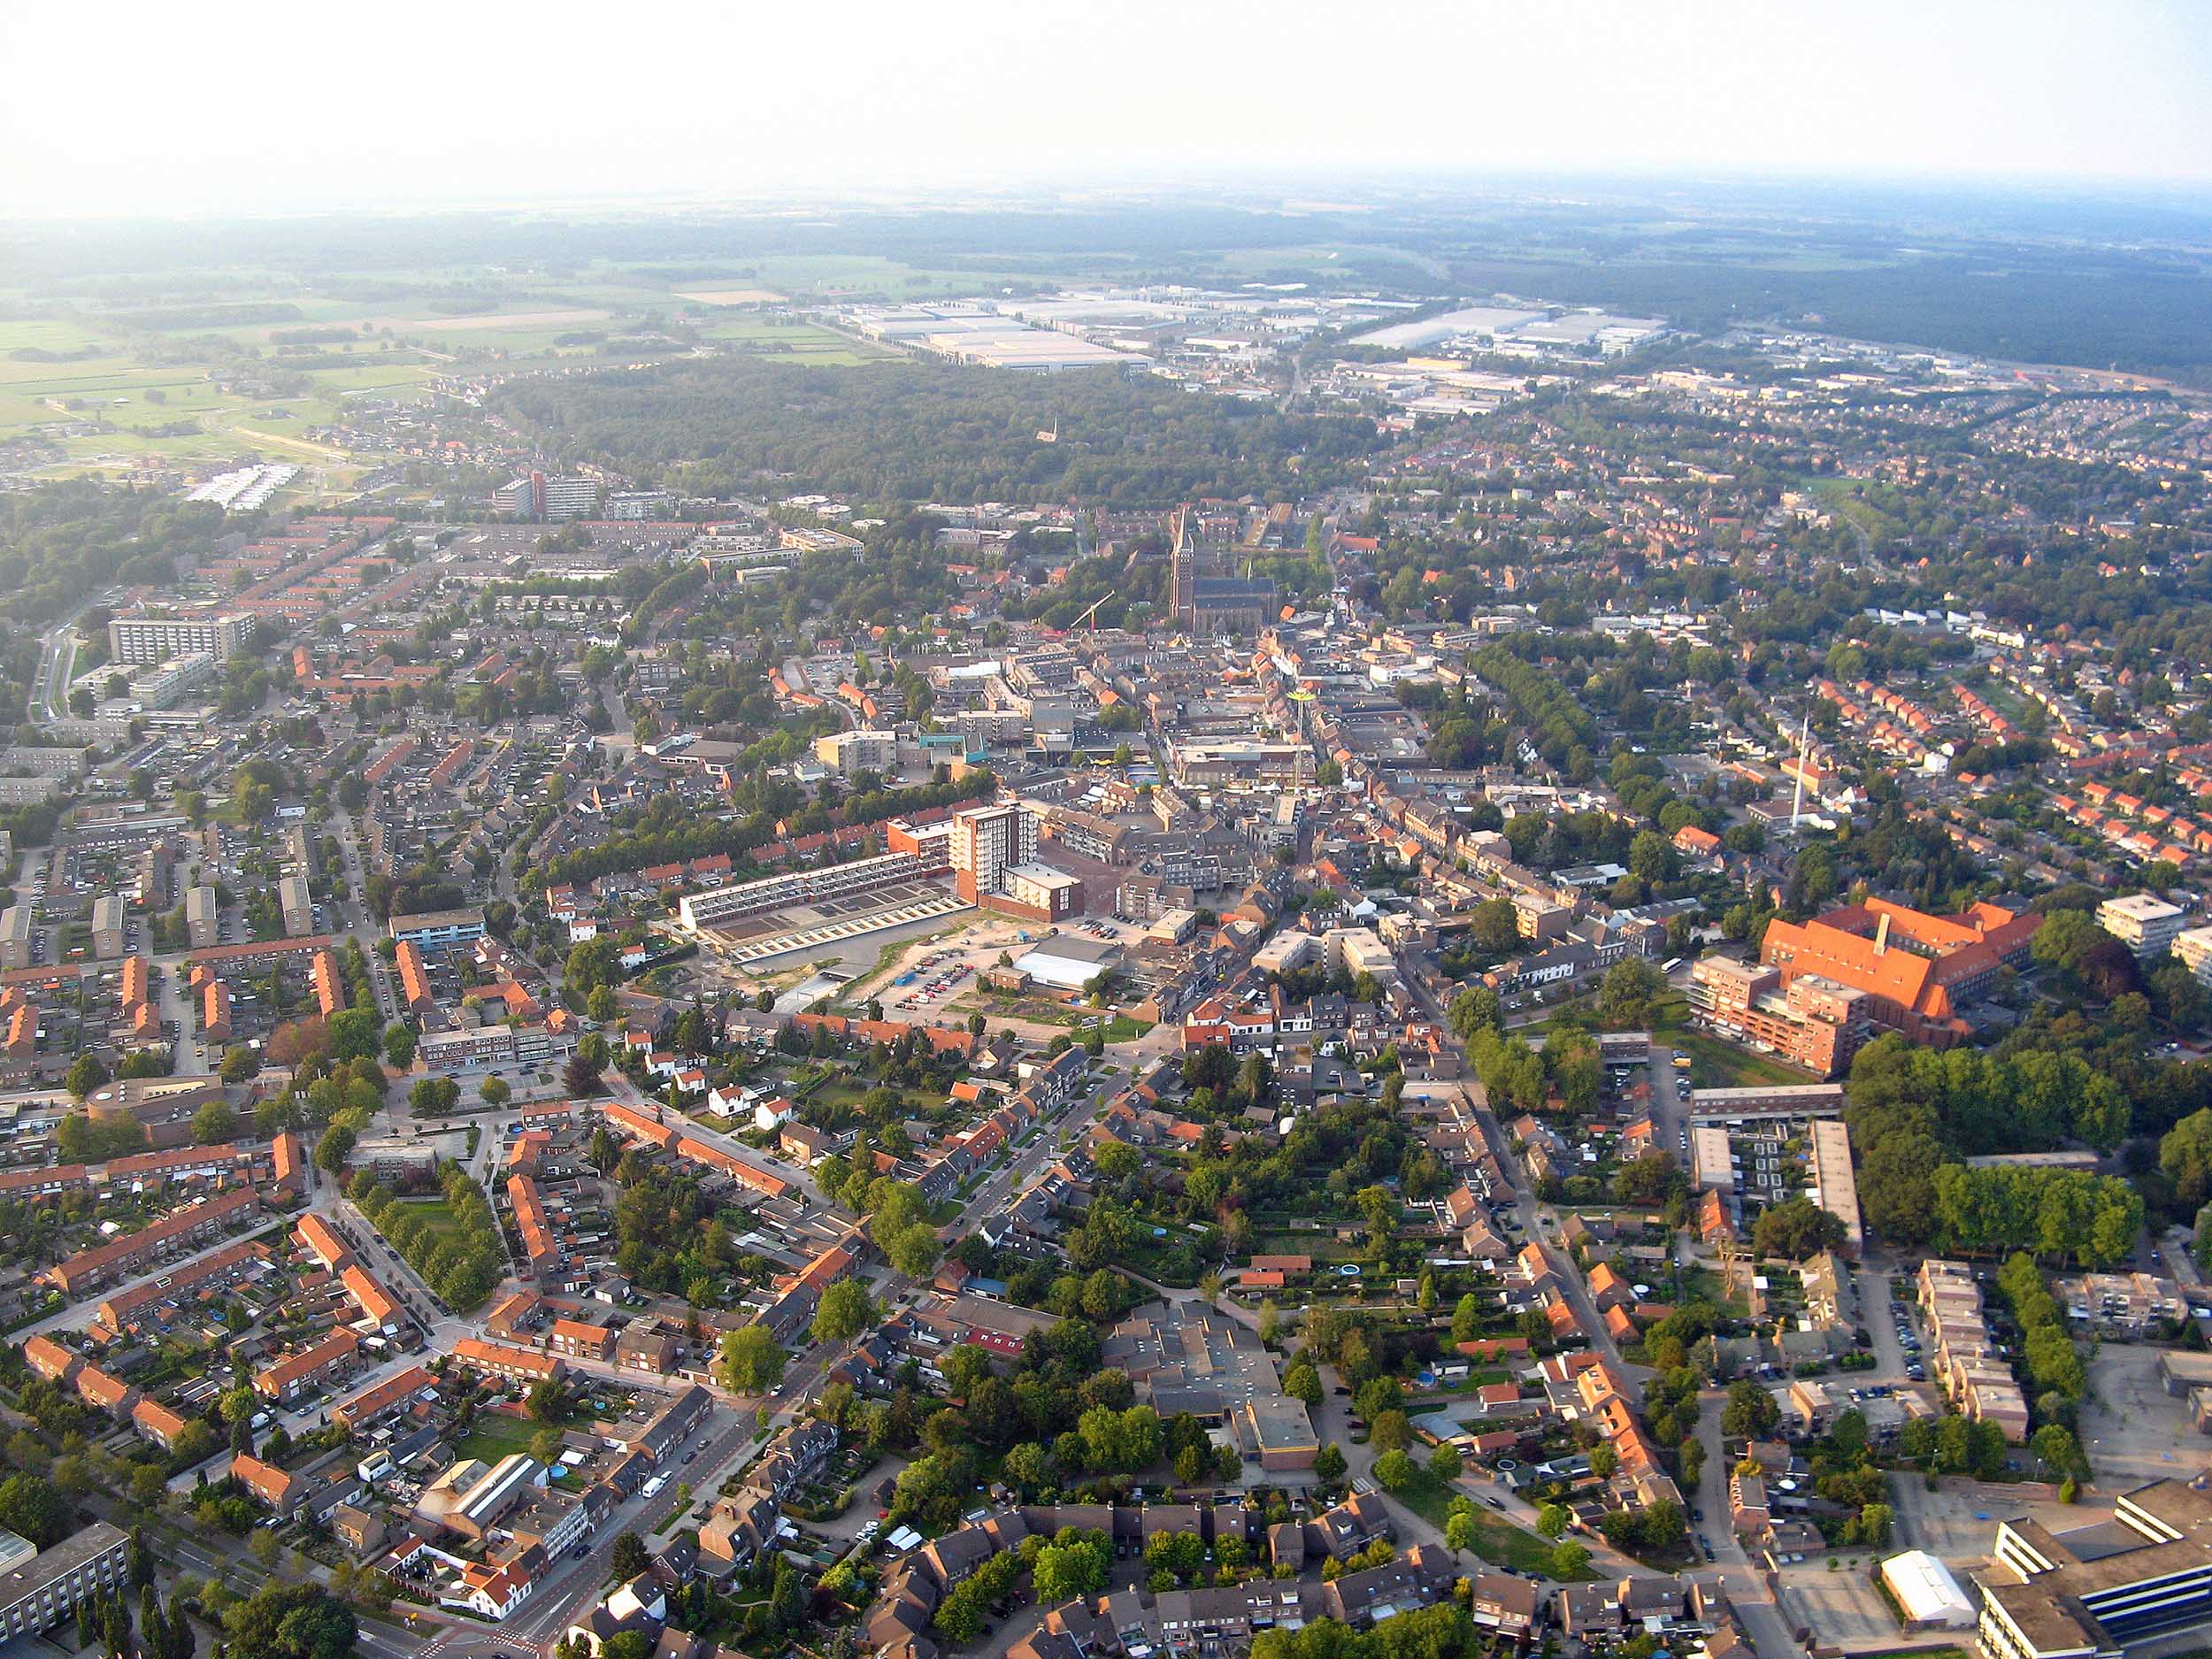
5,0 -> 2209,220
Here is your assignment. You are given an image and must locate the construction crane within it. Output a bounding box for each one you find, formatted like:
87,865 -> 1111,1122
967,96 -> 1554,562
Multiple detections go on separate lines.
1071,595 -> 1108,634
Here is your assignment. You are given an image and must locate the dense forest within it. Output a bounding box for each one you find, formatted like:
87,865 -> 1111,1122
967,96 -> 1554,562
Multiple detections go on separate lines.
495,357 -> 1383,503
1443,249 -> 2212,382
0,483 -> 233,625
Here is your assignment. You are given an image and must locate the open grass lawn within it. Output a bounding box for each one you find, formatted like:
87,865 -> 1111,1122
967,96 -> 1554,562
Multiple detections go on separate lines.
743,253 -> 1043,300
802,1076 -> 874,1112
1386,1471 -> 1592,1578
955,989 -> 1154,1039
1807,476 -> 1908,542
1664,1025 -> 1817,1088
0,316 -> 122,356
394,1194 -> 467,1248
455,1412 -> 542,1468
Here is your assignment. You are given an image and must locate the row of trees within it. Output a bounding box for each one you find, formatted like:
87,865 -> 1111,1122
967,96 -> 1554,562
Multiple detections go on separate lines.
348,1162 -> 505,1310
1994,1252 -> 2090,1454
1926,1164 -> 2144,1269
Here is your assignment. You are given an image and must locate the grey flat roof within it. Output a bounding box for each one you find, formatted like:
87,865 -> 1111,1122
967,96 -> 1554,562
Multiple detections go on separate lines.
1018,934 -> 1119,965
0,1522 -> 126,1609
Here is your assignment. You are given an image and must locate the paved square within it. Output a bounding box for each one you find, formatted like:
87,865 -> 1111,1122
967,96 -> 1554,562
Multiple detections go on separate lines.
2082,1345 -> 2201,1484
1776,1567 -> 1899,1647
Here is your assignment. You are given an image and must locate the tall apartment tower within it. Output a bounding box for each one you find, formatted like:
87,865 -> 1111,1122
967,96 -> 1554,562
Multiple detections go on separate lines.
950,803 -> 1037,905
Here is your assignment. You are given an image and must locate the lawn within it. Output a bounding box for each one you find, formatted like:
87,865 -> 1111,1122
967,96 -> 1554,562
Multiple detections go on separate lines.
455,1412 -> 544,1467
955,989 -> 1154,1039
1664,1025 -> 1818,1088
698,316 -> 884,365
800,1076 -> 875,1112
393,1195 -> 467,1248
453,1416 -> 544,1469
1385,1471 -> 1593,1578
741,252 -> 1046,300
1806,477 -> 1908,544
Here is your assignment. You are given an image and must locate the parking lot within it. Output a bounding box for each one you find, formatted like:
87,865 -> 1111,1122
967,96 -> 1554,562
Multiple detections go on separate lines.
867,920 -> 1031,1018
1774,1564 -> 1901,1649
2082,1342 -> 2200,1483
1886,1471 -> 2077,1563
842,908 -> 1164,1033
1878,1271 -> 1931,1385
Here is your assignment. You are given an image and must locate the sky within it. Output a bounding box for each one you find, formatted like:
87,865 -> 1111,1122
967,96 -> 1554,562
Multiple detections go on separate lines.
4,0 -> 2209,218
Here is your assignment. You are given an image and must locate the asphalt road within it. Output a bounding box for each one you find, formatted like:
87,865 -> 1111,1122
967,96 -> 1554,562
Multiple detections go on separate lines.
503,1412 -> 754,1642
1694,1389 -> 1808,1659
1460,1082 -> 1640,1379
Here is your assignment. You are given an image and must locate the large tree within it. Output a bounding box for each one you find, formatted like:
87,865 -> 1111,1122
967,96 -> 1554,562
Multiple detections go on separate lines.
810,1279 -> 877,1347
716,1325 -> 787,1394
1751,1196 -> 1847,1260
223,1586 -> 355,1659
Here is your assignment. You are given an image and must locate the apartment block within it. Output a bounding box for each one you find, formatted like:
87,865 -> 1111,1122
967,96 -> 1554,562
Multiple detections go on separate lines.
678,851 -> 922,932
185,886 -> 218,949
279,875 -> 313,938
108,613 -> 256,665
0,1523 -> 129,1641
90,896 -> 125,962
0,906 -> 31,972
1688,955 -> 1869,1078
2099,893 -> 2188,961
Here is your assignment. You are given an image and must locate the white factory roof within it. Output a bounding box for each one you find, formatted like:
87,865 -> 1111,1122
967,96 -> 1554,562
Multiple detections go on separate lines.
1878,1550 -> 1973,1627
1352,306 -> 1547,349
1016,933 -> 1119,969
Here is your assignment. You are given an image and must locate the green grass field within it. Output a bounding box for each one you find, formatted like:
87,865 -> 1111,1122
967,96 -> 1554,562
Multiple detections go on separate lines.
0,330 -> 432,479
1386,1470 -> 1593,1578
0,247 -> 1025,480
697,315 -> 883,366
455,1412 -> 544,1468
0,316 -> 119,356
1807,476 -> 1908,543
393,1194 -> 468,1248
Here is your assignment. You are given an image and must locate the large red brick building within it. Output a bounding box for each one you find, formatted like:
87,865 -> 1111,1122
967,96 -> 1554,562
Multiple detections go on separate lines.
1756,898 -> 2039,1048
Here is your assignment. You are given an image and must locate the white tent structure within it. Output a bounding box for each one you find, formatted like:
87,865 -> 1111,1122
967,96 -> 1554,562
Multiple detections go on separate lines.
1880,1550 -> 1975,1630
